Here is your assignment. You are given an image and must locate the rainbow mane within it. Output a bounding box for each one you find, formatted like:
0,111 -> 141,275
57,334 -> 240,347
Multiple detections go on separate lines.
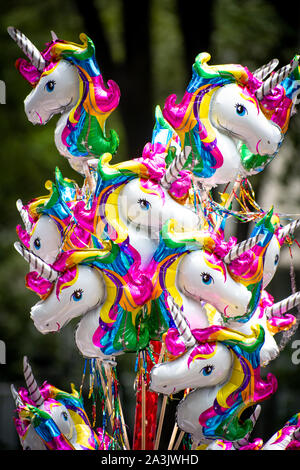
14,382 -> 105,450
16,33 -> 121,159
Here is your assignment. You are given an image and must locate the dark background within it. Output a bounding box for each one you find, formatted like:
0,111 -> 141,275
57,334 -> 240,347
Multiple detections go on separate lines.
0,0 -> 300,450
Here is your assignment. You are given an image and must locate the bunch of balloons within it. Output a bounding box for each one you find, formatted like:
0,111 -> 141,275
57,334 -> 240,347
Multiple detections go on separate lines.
8,26 -> 300,450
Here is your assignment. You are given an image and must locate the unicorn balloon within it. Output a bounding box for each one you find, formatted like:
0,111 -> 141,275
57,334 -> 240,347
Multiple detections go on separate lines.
11,357 -> 112,450
160,52 -> 300,188
149,210 -> 275,335
149,297 -> 277,445
7,27 -> 120,177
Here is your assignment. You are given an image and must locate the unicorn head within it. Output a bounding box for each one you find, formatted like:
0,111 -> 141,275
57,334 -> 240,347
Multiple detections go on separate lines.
162,52 -> 299,187
8,27 -> 120,174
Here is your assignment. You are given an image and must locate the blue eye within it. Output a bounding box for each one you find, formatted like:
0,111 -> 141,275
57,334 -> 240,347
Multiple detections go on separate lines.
201,365 -> 214,376
138,198 -> 151,211
62,411 -> 68,421
45,80 -> 55,92
201,273 -> 213,285
274,254 -> 279,265
72,289 -> 83,302
235,103 -> 247,116
33,238 -> 41,250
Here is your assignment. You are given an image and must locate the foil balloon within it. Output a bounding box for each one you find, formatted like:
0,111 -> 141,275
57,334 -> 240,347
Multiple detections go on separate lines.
160,52 -> 300,188
7,27 -> 120,176
149,296 -> 277,446
11,357 -> 112,450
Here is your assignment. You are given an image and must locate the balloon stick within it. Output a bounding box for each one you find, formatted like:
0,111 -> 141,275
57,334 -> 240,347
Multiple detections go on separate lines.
117,393 -> 131,450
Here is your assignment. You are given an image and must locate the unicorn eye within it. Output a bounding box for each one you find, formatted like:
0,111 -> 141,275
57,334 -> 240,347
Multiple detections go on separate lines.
274,254 -> 279,265
71,289 -> 83,302
201,365 -> 214,376
138,198 -> 151,211
33,237 -> 41,250
62,411 -> 69,421
235,103 -> 247,116
45,80 -> 56,92
200,272 -> 214,285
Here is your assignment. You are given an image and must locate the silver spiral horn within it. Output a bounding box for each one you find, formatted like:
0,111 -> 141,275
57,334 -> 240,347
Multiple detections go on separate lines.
278,218 -> 300,240
23,356 -> 44,407
7,26 -> 46,72
265,291 -> 300,319
167,295 -> 196,348
14,241 -> 61,282
253,59 -> 279,81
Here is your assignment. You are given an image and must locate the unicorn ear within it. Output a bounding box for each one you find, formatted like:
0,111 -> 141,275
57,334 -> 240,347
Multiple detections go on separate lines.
7,26 -> 47,72
10,384 -> 24,408
16,199 -> 33,233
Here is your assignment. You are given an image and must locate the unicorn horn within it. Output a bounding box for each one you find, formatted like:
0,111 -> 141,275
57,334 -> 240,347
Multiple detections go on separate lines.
16,199 -> 33,233
253,59 -> 279,81
166,295 -> 196,348
23,356 -> 44,407
14,241 -> 61,282
256,56 -> 299,100
7,26 -> 46,72
278,218 -> 300,240
223,233 -> 264,264
160,146 -> 192,190
265,291 -> 300,319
